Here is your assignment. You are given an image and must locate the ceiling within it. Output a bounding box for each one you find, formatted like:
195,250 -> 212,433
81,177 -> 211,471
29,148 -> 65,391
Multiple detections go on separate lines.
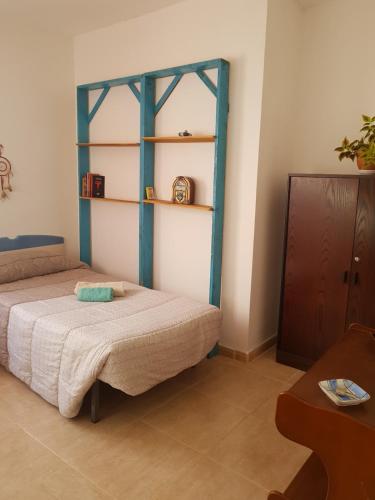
297,0 -> 328,8
0,0 -> 184,36
0,0 -> 331,36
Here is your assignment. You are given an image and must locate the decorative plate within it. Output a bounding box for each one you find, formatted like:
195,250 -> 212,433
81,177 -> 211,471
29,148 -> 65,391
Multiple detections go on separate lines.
318,379 -> 370,406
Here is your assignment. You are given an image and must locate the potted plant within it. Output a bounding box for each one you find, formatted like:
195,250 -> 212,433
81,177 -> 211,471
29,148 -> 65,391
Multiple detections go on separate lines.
335,115 -> 375,170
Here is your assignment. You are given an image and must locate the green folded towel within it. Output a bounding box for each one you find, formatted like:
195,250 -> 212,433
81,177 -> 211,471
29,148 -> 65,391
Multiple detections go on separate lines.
77,287 -> 113,302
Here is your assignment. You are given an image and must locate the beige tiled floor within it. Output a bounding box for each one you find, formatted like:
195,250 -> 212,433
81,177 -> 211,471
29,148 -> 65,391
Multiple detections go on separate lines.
0,347 -> 309,499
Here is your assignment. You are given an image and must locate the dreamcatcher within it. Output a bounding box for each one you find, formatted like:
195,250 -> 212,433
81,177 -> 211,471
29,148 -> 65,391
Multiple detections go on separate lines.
0,145 -> 13,199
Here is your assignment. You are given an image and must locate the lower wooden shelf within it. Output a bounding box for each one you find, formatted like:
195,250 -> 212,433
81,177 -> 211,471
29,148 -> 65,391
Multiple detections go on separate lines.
143,135 -> 215,143
77,142 -> 140,147
143,199 -> 213,211
80,196 -> 139,205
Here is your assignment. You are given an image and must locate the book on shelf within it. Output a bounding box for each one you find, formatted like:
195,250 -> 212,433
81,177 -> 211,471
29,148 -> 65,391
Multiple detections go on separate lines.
81,173 -> 105,198
92,175 -> 105,198
82,176 -> 87,197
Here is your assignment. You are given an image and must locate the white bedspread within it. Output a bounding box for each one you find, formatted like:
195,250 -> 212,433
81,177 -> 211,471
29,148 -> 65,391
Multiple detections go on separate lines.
0,269 -> 221,417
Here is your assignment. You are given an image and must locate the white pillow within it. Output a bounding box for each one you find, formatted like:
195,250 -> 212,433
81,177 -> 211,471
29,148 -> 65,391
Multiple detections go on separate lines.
0,244 -> 82,284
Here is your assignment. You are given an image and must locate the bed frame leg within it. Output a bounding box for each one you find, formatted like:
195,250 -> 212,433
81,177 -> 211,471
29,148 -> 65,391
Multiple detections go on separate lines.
207,343 -> 220,359
90,380 -> 100,423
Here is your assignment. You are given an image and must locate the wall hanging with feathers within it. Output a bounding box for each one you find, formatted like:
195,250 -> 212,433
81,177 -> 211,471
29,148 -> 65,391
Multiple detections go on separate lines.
0,145 -> 13,199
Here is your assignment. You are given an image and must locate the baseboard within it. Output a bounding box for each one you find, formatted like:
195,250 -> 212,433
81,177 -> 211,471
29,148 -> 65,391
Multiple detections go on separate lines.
219,336 -> 276,363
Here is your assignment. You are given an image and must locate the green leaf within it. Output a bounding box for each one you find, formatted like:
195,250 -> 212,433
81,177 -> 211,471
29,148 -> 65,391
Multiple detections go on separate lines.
362,114 -> 371,122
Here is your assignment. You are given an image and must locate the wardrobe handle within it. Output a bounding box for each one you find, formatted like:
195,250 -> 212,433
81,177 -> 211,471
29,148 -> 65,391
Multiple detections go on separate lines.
343,270 -> 349,284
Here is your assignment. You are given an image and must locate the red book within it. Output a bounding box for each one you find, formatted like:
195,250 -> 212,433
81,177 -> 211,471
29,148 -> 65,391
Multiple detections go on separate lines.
92,175 -> 105,198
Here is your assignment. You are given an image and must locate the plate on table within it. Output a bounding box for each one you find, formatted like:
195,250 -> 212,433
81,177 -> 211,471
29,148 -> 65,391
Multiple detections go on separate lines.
318,379 -> 370,406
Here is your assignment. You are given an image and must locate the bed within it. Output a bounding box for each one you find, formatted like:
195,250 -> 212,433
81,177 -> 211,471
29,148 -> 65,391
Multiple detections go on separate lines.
0,235 -> 221,421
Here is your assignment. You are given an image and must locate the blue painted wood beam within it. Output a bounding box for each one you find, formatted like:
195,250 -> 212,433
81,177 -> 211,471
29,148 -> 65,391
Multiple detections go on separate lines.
155,75 -> 182,115
76,57 -> 229,310
139,76 -> 155,288
88,87 -> 110,123
78,76 -> 142,91
77,59 -> 228,91
209,60 -> 230,307
77,87 -> 91,265
196,70 -> 217,97
144,58 -> 226,79
128,82 -> 141,103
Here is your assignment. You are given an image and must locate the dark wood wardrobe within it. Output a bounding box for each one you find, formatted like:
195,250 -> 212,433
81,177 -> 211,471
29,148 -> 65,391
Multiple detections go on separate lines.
277,174 -> 375,370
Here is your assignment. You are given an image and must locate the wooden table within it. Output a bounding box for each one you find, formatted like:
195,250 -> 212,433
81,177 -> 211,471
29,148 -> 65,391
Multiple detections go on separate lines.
268,324 -> 375,500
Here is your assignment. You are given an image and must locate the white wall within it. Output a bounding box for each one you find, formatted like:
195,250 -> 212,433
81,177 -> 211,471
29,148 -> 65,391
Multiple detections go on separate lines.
74,0 -> 268,352
0,24 -> 77,255
292,0 -> 375,174
5,0 -> 367,355
249,0 -> 375,352
249,0 -> 303,350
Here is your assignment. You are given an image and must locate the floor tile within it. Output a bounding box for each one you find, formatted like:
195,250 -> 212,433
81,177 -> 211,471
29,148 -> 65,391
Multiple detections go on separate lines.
25,467 -> 111,500
17,405 -> 136,463
249,349 -> 302,383
1,463 -> 111,500
208,414 -> 310,492
152,454 -> 268,500
0,417 -> 110,500
64,420 -> 199,498
100,376 -> 189,419
143,388 -> 248,453
173,355 -> 232,386
0,374 -> 64,423
61,419 -> 267,500
0,350 -> 310,499
288,370 -> 305,385
0,366 -> 17,394
194,362 -> 286,412
250,381 -> 290,423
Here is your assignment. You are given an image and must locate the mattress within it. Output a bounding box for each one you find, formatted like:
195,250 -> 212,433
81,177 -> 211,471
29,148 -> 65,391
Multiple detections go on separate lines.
0,268 -> 221,417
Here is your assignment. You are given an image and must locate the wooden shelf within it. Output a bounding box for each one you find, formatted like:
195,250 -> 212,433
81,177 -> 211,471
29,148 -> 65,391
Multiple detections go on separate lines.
143,199 -> 213,211
143,136 -> 215,143
77,142 -> 140,147
80,197 -> 139,205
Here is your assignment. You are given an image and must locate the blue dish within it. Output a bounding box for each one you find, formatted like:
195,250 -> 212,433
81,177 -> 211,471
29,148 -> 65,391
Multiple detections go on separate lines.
318,379 -> 370,406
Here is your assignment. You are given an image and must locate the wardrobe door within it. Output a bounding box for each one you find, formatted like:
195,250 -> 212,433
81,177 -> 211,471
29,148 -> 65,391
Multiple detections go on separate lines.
346,176 -> 375,328
278,176 -> 359,369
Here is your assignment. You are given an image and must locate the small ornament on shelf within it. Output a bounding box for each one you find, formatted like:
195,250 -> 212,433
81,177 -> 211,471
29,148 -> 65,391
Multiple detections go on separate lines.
145,186 -> 155,200
172,176 -> 195,205
0,145 -> 13,200
178,130 -> 192,137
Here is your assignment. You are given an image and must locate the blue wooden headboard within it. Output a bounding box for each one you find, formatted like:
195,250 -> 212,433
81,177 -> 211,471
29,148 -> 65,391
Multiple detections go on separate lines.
0,235 -> 64,252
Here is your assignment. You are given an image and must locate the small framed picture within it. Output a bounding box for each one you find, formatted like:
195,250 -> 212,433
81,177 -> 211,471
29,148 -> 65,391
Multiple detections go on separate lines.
145,186 -> 155,200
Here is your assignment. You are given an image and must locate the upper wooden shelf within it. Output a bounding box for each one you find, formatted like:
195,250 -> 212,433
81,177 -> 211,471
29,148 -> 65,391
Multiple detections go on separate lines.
143,136 -> 216,143
143,199 -> 213,211
77,142 -> 140,147
80,196 -> 139,205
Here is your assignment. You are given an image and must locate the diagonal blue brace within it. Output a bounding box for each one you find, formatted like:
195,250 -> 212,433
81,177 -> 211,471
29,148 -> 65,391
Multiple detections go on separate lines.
196,70 -> 217,97
128,82 -> 141,103
88,87 -> 110,123
155,74 -> 183,115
